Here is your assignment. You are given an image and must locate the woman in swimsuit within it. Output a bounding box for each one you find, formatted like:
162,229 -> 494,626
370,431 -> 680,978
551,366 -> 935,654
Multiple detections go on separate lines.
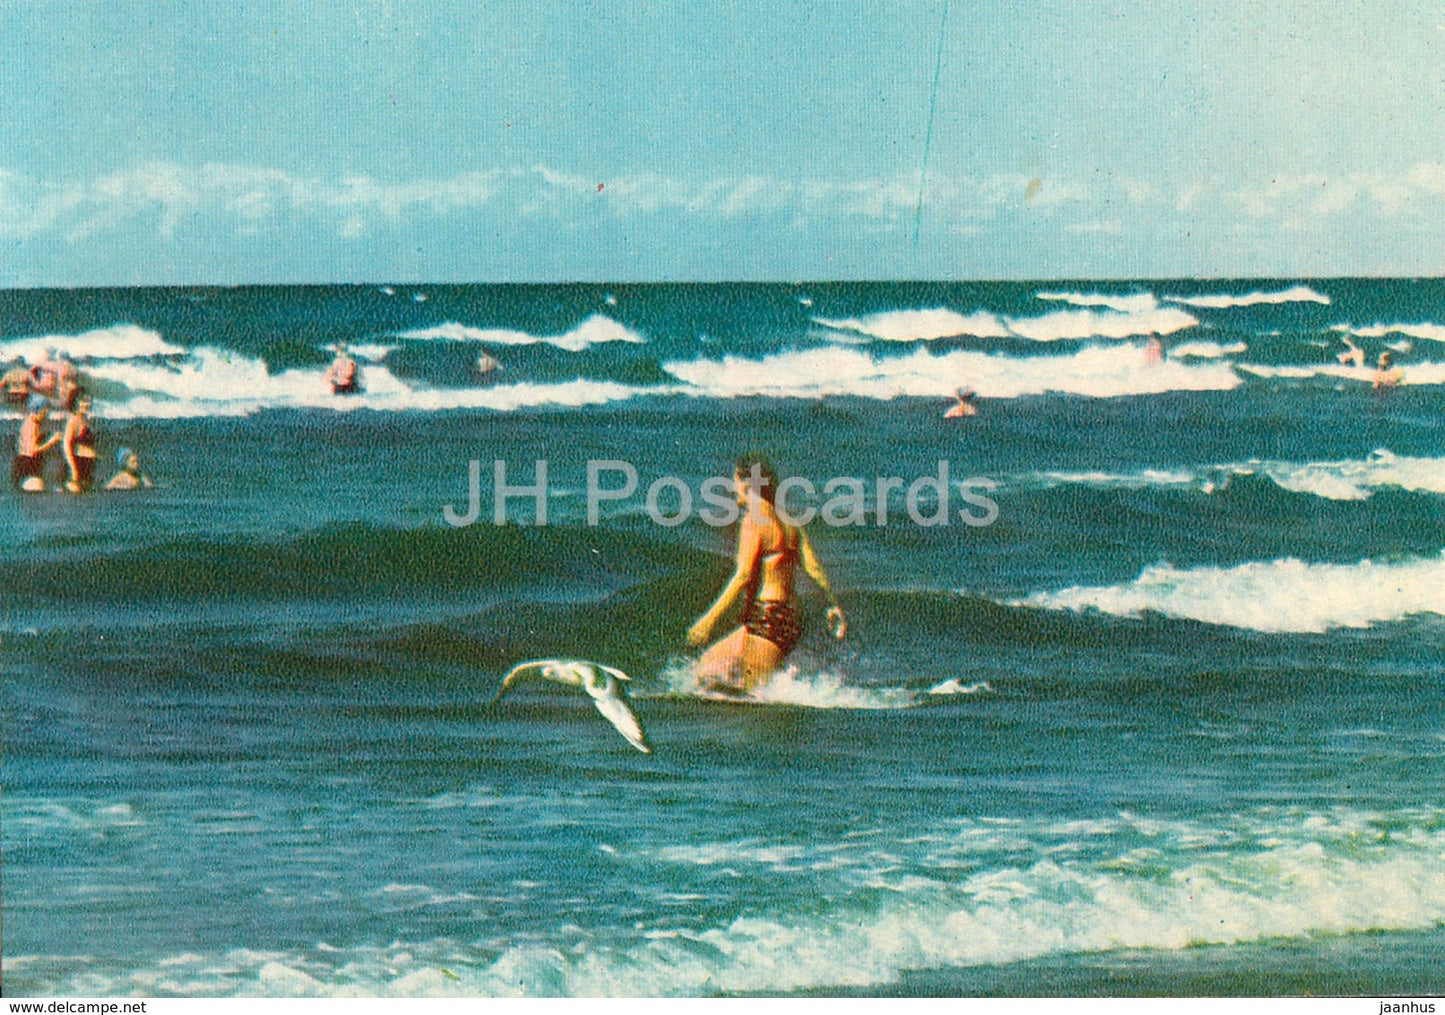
62,390 -> 98,492
687,455 -> 846,693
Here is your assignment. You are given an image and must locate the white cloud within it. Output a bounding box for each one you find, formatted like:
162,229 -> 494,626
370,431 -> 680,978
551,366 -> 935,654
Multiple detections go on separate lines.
5,159 -> 1445,279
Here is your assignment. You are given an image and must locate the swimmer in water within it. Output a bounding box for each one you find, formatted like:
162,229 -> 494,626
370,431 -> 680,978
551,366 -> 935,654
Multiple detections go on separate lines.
1144,334 -> 1164,364
1337,335 -> 1366,368
104,446 -> 153,490
943,388 -> 978,418
1373,351 -> 1403,390
325,345 -> 360,395
687,455 -> 846,693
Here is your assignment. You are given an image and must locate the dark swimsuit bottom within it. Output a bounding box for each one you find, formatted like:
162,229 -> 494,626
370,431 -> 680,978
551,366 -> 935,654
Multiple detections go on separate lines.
12,454 -> 42,483
70,424 -> 97,488
742,598 -> 803,656
73,454 -> 96,487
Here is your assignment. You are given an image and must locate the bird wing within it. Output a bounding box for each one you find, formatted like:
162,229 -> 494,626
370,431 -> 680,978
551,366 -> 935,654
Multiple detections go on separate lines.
487,660 -> 554,708
589,692 -> 652,754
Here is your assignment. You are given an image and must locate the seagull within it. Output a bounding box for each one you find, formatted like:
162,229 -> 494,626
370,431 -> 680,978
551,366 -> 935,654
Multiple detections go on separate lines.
489,659 -> 653,754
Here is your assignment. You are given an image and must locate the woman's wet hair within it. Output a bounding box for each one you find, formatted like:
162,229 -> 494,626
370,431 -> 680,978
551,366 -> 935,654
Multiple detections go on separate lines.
734,453 -> 779,504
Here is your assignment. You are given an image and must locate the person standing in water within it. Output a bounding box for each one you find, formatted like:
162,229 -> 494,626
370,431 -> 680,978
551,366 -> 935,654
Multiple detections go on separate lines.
944,387 -> 978,418
2,357 -> 32,407
325,345 -> 360,395
1337,335 -> 1366,368
13,395 -> 60,490
688,455 -> 846,693
1374,351 -> 1403,389
61,390 -> 99,492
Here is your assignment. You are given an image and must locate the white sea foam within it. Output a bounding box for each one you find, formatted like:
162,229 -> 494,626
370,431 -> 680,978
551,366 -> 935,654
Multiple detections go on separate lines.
1261,450 -> 1445,501
1036,291 -> 1159,314
1237,360 -> 1445,385
80,347 -> 655,419
746,666 -> 917,710
1031,468 -> 1206,491
1024,450 -> 1445,502
813,308 -> 1010,342
664,344 -> 1240,401
926,678 -> 993,696
1166,285 -> 1331,309
1168,340 -> 1248,359
22,807 -> 1445,997
343,343 -> 397,362
1330,321 -> 1445,345
0,325 -> 186,361
1015,551 -> 1445,633
397,314 -> 645,352
1003,305 -> 1198,342
655,661 -> 916,710
814,299 -> 1197,344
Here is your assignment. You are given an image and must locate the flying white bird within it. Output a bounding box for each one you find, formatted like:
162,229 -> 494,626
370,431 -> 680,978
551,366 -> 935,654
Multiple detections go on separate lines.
489,659 -> 653,754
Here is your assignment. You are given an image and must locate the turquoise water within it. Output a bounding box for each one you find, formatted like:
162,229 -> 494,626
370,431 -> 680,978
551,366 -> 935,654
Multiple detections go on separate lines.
1,280 -> 1443,996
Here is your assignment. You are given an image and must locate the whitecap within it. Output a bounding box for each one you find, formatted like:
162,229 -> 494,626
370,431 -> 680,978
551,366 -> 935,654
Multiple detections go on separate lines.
1014,551 -> 1445,633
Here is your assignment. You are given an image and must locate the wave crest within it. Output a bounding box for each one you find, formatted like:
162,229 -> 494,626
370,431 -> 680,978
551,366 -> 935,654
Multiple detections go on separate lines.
1166,286 -> 1331,309
1015,551 -> 1445,633
664,344 -> 1240,400
0,325 -> 186,361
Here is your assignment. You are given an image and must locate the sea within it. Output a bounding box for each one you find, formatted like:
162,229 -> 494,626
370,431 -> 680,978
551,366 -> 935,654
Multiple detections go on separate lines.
1,279 -> 1442,998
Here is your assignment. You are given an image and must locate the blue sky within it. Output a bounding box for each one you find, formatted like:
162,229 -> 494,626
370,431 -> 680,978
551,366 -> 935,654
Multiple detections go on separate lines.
3,1 -> 1444,286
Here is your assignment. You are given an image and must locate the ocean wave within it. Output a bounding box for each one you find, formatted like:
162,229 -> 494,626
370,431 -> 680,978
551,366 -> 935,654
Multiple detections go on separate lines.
1029,467 -> 1209,492
1036,291 -> 1159,314
1003,304 -> 1198,342
1014,551 -> 1445,633
1165,285 -> 1331,309
1168,340 -> 1248,359
0,325 -> 187,361
654,660 -> 921,710
79,346 -> 654,418
1237,360 -> 1445,385
397,314 -> 646,352
18,807 -> 1445,996
1331,321 -> 1445,344
1261,449 -> 1445,501
663,344 -> 1240,400
813,308 -> 1009,342
1025,450 -> 1445,502
813,299 -> 1196,344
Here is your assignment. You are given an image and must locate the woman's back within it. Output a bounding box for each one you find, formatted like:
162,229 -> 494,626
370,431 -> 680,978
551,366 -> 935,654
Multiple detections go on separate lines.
750,507 -> 799,602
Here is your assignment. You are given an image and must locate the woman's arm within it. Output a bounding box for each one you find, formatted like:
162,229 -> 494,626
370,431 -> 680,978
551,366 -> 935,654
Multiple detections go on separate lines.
62,417 -> 80,478
687,518 -> 762,646
799,527 -> 846,638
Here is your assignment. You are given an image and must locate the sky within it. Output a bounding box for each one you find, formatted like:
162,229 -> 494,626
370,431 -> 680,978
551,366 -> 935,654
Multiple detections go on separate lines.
3,1 -> 1445,286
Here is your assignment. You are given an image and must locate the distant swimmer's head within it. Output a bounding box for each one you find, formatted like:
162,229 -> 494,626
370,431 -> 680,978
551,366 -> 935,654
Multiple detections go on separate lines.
26,394 -> 49,416
1378,351 -> 1394,368
733,453 -> 779,506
